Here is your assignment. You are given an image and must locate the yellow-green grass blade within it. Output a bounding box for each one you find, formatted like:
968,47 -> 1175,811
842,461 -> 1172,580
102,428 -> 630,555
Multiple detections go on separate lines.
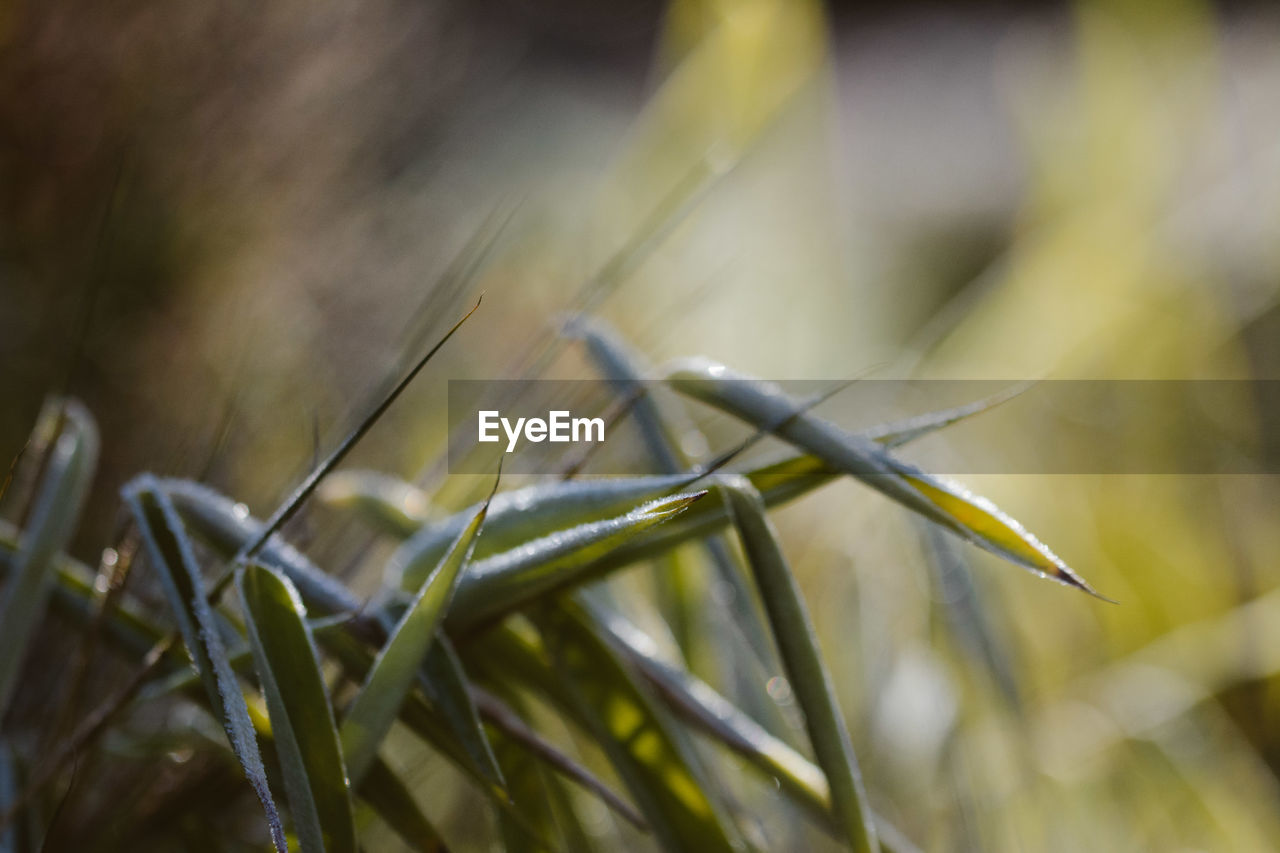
591,599 -> 923,853
381,474 -> 697,590
445,491 -> 706,629
668,359 -> 1103,597
237,562 -> 356,853
492,609 -> 743,853
0,400 -> 98,719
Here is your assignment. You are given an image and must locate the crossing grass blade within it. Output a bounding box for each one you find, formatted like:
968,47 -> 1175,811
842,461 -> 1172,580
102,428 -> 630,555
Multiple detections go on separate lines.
123,475 -> 287,852
667,359 -> 1105,598
0,400 -> 98,719
523,606 -> 743,853
591,601 -> 923,853
163,478 -> 363,616
377,474 -> 697,590
237,561 -> 357,853
719,477 -> 879,853
445,491 -> 707,630
470,685 -> 647,832
340,492 -> 490,785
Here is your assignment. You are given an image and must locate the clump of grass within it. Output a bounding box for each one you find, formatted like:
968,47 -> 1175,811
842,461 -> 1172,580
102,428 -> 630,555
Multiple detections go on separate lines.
0,298 -> 1099,851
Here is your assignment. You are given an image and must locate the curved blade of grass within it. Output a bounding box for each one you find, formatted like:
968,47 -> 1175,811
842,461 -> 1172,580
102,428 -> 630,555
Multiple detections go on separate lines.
341,492 -> 490,785
237,561 -> 356,853
532,603 -> 742,853
177,640 -> 441,853
668,359 -> 1103,597
163,478 -> 361,616
317,471 -> 434,539
110,487 -> 504,795
446,491 -> 706,629
0,400 -> 98,718
123,475 -> 287,853
719,477 -> 878,853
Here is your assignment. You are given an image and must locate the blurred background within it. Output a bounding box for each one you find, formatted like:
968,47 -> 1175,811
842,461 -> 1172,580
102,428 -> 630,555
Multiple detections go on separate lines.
3,0 -> 1280,848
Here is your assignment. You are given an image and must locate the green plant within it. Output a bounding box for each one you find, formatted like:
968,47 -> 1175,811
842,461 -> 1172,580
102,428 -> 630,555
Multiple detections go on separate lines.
0,306 -> 1102,852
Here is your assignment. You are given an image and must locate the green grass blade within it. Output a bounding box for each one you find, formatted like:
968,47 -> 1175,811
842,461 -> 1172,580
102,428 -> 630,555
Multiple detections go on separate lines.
378,474 -> 695,590
341,496 -> 489,785
123,475 -> 287,853
720,478 -> 879,853
445,491 -> 706,629
0,400 -> 98,718
531,603 -> 742,853
237,561 -> 356,853
668,359 -> 1103,597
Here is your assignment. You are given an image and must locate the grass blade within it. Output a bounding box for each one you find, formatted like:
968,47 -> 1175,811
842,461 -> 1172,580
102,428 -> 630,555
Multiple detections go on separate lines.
122,475 -> 287,852
378,474 -> 696,590
531,604 -> 742,853
164,478 -> 361,616
446,491 -> 706,629
340,491 -> 490,785
0,400 -> 98,718
719,477 -> 879,853
471,685 -> 647,832
668,359 -> 1104,597
583,600 -> 921,853
237,562 -> 356,853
